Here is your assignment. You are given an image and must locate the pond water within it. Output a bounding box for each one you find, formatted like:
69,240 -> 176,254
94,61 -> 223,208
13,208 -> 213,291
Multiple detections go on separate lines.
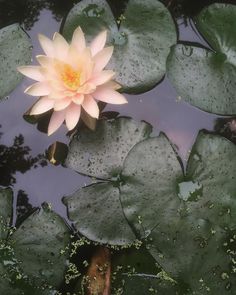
0,0 -> 236,294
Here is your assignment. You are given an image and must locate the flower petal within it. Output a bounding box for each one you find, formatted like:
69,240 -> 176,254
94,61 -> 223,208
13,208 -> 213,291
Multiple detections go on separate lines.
93,87 -> 127,104
90,70 -> 115,86
82,95 -> 99,118
24,82 -> 51,96
48,78 -> 67,91
72,26 -> 86,53
67,47 -> 94,84
48,110 -> 66,135
90,30 -> 107,56
30,97 -> 54,115
53,32 -> 69,61
38,34 -> 54,57
72,94 -> 84,105
18,66 -> 44,81
36,55 -> 51,65
65,103 -> 81,130
93,46 -> 113,73
54,97 -> 72,111
47,90 -> 66,100
81,110 -> 96,130
77,83 -> 96,95
105,81 -> 122,90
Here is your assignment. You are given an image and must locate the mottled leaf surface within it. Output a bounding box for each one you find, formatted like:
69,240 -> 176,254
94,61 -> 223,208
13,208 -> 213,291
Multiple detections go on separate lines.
0,24 -> 32,100
62,0 -> 177,93
0,195 -> 70,293
11,205 -> 70,288
167,4 -> 236,114
66,118 -> 152,179
63,182 -> 135,245
0,188 -> 13,240
112,248 -> 179,295
120,132 -> 236,294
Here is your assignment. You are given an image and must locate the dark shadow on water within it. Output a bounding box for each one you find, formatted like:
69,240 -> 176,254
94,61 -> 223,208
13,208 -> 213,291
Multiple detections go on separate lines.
166,0 -> 236,18
2,0 -> 234,31
0,126 -> 47,187
0,0 -> 77,29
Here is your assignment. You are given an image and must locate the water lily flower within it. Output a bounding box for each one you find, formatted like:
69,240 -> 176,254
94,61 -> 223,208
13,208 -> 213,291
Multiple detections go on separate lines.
18,27 -> 127,135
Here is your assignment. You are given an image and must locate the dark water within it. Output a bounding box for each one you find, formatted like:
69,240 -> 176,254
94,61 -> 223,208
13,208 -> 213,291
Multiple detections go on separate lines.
0,0 -> 234,224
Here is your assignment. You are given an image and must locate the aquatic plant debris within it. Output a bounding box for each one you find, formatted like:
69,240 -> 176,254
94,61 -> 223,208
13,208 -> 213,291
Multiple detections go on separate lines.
0,188 -> 70,293
120,132 -> 236,294
18,27 -> 127,135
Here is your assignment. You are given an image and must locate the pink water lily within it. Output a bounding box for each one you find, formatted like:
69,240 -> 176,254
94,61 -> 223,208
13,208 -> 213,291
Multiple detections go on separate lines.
18,27 -> 127,135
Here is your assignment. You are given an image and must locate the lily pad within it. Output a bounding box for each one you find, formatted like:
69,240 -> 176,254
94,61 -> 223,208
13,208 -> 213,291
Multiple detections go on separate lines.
112,248 -> 179,295
120,135 -> 183,237
63,182 -> 135,245
0,24 -> 32,100
167,3 -> 236,115
0,189 -> 70,293
65,118 -> 152,179
64,118 -> 152,245
11,203 -> 71,288
120,132 -> 236,294
62,0 -> 177,93
0,188 -> 13,239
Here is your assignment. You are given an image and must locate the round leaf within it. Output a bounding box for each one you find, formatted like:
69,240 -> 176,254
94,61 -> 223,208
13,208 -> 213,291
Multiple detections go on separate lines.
112,249 -> 179,295
121,135 -> 183,237
63,182 -> 135,245
167,4 -> 236,115
120,132 -> 236,294
66,118 -> 152,179
0,188 -> 13,240
0,263 -> 19,295
0,24 -> 32,100
62,0 -> 177,93
10,204 -> 70,289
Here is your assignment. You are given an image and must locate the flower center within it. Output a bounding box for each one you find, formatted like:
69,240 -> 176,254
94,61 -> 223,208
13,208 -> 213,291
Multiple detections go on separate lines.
60,64 -> 81,90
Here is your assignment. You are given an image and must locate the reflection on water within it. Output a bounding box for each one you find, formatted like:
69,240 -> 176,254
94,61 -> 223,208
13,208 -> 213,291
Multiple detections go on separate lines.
16,189 -> 33,224
0,0 -> 77,29
167,0 -> 236,18
0,127 -> 47,186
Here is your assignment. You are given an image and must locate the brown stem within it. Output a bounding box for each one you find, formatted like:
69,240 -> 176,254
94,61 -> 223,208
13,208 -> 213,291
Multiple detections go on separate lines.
84,246 -> 111,295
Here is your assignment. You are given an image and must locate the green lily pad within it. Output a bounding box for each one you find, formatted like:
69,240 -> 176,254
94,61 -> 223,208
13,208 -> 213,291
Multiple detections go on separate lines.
112,248 -> 179,295
120,132 -> 236,294
0,265 -> 19,295
167,4 -> 236,115
63,182 -> 135,245
64,118 -> 152,245
65,118 -> 152,179
120,134 -> 183,238
11,203 -> 70,288
0,188 -> 13,240
62,0 -> 177,93
0,189 -> 70,293
0,24 -> 32,100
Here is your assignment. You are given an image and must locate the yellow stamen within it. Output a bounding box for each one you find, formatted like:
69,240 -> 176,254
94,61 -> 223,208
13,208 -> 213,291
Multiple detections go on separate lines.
55,61 -> 81,90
